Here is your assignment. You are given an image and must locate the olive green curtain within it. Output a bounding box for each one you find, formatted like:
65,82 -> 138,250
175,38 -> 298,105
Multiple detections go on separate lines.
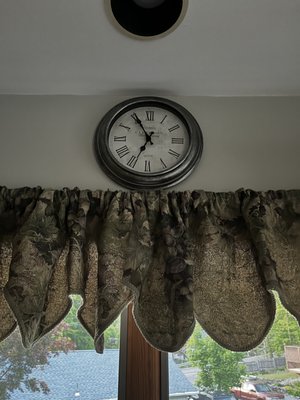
0,187 -> 299,353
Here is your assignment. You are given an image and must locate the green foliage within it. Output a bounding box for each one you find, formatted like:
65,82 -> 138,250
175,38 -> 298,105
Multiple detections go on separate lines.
284,381 -> 300,397
63,295 -> 94,350
185,293 -> 300,393
186,325 -> 246,392
0,295 -> 121,399
104,318 -> 121,349
0,322 -> 75,400
263,293 -> 300,356
257,370 -> 298,381
63,295 -> 120,350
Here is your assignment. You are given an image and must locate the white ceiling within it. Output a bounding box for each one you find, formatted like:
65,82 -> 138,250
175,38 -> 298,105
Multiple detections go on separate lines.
0,0 -> 300,96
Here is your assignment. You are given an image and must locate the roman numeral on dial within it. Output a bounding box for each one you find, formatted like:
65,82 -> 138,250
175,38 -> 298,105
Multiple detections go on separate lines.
168,149 -> 180,159
146,111 -> 154,121
171,138 -> 184,144
127,156 -> 138,168
144,160 -> 151,172
160,158 -> 167,169
160,115 -> 167,124
116,145 -> 130,158
114,136 -> 127,142
168,124 -> 180,133
119,123 -> 131,131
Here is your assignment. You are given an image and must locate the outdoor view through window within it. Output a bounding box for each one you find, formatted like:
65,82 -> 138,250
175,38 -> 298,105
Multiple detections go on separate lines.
1,294 -> 300,400
169,293 -> 300,400
0,295 -> 121,400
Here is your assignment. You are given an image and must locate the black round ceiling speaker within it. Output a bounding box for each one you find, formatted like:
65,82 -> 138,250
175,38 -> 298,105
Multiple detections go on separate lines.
132,0 -> 165,8
110,0 -> 186,38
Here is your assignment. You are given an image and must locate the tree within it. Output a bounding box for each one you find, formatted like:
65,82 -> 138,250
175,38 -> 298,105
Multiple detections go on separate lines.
186,325 -> 246,392
0,322 -> 75,400
104,317 -> 121,349
238,294 -> 300,358
63,295 -> 94,350
63,295 -> 120,350
284,381 -> 300,397
0,296 -> 121,400
263,293 -> 300,356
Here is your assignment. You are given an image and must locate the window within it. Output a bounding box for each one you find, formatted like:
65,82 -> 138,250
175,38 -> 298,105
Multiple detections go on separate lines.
2,293 -> 300,400
0,295 -> 121,400
168,293 -> 300,400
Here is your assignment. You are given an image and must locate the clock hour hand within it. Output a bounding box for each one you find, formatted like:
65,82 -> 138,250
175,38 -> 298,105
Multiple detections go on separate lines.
139,132 -> 154,157
136,143 -> 147,160
131,113 -> 154,145
136,129 -> 155,162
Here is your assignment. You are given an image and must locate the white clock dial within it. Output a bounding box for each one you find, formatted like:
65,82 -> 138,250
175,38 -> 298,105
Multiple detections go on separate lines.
94,97 -> 203,190
108,106 -> 190,174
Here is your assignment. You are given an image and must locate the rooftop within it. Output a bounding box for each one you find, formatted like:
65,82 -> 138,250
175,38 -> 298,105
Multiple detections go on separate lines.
10,350 -> 198,399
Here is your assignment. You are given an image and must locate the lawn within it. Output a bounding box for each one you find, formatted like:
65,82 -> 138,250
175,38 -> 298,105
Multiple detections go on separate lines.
256,370 -> 299,382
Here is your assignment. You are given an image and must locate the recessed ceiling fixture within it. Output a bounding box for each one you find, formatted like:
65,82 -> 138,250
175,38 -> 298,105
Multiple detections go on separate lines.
107,0 -> 188,39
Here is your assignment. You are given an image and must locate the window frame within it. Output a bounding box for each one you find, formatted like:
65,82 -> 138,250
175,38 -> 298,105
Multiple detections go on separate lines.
118,304 -> 169,400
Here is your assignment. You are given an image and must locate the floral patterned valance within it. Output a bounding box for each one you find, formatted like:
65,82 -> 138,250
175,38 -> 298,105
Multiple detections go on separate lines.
0,186 -> 299,353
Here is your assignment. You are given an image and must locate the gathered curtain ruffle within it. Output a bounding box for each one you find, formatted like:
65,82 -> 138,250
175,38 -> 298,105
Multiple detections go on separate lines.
0,186 -> 299,353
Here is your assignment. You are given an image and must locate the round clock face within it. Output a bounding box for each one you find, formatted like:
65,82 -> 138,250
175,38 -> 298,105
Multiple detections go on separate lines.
94,97 -> 203,189
108,105 -> 190,174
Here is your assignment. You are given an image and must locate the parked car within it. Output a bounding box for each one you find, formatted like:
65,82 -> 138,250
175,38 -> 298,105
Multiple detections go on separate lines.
188,392 -> 236,400
213,394 -> 238,400
230,381 -> 285,400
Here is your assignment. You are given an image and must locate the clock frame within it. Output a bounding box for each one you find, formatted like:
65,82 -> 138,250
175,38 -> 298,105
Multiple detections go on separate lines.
94,96 -> 203,190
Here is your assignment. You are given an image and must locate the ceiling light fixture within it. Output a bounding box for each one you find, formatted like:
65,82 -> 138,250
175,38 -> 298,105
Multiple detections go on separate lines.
132,0 -> 165,9
106,0 -> 188,39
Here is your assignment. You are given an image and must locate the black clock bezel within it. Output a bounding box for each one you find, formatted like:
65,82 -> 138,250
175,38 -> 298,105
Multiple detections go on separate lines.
94,96 -> 203,190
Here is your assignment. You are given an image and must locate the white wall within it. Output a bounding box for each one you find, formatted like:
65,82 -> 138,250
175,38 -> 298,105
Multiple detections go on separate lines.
0,95 -> 299,192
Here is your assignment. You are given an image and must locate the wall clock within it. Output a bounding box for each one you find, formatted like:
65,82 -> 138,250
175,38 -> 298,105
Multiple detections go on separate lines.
94,97 -> 203,190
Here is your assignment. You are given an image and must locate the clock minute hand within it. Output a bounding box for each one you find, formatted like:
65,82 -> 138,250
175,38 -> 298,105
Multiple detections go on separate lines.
131,113 -> 154,144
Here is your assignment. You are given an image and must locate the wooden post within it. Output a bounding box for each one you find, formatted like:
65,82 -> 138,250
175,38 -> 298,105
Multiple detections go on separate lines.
118,303 -> 168,400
